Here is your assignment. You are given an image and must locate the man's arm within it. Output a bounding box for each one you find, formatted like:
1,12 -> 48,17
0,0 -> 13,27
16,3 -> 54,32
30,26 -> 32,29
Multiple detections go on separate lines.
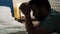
25,14 -> 38,34
19,3 -> 38,34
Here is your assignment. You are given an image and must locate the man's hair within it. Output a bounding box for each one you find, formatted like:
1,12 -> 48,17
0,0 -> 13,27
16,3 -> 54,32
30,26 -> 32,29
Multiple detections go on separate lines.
29,0 -> 51,12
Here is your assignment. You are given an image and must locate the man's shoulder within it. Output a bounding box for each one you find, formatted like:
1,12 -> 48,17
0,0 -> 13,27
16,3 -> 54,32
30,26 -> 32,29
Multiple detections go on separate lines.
46,9 -> 60,21
48,9 -> 60,16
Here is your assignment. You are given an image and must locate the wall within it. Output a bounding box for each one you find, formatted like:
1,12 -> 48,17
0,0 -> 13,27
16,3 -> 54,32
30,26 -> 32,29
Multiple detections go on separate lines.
12,0 -> 60,19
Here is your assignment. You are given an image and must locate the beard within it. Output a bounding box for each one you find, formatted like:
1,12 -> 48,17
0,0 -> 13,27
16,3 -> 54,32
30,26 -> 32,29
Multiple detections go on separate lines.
34,14 -> 47,21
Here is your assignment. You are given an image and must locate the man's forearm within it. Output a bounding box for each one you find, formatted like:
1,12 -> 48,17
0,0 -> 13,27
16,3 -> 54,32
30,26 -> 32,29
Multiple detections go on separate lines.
25,15 -> 37,34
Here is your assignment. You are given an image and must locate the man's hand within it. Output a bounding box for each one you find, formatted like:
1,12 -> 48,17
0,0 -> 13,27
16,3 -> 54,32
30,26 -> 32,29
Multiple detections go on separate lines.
19,2 -> 31,15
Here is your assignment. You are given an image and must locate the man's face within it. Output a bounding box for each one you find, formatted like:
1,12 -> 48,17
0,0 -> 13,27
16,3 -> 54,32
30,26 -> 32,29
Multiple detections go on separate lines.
31,4 -> 48,21
31,4 -> 40,17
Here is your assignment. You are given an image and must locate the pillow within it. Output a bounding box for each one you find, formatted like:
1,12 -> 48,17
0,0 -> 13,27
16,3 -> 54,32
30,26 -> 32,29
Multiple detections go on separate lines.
0,6 -> 14,22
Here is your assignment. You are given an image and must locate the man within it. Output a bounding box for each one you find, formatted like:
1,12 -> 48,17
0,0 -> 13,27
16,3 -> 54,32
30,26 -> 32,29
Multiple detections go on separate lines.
19,0 -> 60,34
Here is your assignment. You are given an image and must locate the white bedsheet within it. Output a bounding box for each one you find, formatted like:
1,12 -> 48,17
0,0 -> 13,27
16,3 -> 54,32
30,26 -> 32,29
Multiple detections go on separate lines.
0,6 -> 26,34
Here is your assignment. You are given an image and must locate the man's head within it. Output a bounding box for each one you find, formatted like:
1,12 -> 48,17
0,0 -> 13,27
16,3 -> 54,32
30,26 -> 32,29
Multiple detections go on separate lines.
29,0 -> 51,21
